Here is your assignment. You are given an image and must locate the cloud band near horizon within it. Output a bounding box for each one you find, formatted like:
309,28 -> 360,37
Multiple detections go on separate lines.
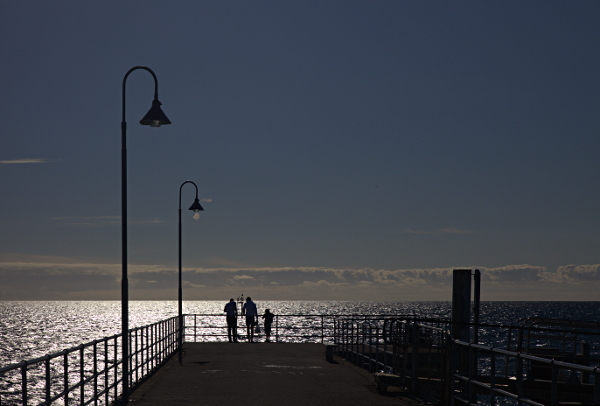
0,261 -> 598,301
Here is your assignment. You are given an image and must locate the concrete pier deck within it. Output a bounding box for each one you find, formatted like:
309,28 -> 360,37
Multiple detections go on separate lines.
128,343 -> 431,406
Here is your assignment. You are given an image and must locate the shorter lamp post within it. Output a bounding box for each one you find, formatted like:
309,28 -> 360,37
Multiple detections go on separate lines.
179,181 -> 204,363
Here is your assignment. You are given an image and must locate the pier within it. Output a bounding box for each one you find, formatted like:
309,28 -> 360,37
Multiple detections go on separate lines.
127,342 -> 429,406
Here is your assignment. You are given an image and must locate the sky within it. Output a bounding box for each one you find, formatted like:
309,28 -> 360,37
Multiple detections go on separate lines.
1,1 -> 600,301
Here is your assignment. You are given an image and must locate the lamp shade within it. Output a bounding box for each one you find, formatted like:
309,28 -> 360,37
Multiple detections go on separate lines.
189,198 -> 204,212
140,99 -> 172,127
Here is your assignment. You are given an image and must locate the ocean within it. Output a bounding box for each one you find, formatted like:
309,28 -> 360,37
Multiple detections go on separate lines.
1,300 -> 599,369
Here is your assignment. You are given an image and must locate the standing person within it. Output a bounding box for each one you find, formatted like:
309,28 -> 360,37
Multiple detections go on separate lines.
242,296 -> 258,343
223,298 -> 238,343
262,309 -> 275,342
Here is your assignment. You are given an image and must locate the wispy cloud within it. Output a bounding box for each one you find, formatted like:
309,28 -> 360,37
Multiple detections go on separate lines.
0,158 -> 49,164
400,227 -> 475,235
53,216 -> 162,226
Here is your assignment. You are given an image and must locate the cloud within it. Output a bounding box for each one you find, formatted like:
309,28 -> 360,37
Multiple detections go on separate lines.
52,216 -> 162,227
233,275 -> 254,280
0,158 -> 49,164
0,258 -> 599,300
547,264 -> 600,282
400,227 -> 475,235
479,265 -> 546,283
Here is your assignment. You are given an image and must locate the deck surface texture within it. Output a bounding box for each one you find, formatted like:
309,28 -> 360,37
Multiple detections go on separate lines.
128,342 -> 431,406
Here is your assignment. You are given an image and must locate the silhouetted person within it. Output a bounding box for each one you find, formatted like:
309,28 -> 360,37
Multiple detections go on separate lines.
262,309 -> 274,342
224,298 -> 238,342
242,296 -> 258,342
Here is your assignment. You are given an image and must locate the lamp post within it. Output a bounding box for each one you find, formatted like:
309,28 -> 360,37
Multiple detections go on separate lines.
178,181 -> 204,363
120,66 -> 171,405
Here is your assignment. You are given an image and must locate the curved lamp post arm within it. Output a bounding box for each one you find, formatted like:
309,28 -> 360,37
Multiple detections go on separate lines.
122,66 -> 159,124
179,180 -> 199,210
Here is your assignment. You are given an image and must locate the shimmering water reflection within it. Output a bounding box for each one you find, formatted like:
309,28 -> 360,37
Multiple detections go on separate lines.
1,301 -> 599,368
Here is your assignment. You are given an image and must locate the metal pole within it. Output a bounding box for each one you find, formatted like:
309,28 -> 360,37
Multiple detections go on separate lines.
473,269 -> 481,344
120,65 -> 162,405
179,181 -> 200,363
120,80 -> 129,405
178,193 -> 182,363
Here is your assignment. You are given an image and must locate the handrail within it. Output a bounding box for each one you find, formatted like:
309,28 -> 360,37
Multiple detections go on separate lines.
450,338 -> 600,405
183,313 -> 406,343
334,317 -> 600,405
0,316 -> 179,406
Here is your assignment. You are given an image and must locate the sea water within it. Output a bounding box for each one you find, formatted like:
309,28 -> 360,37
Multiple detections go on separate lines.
1,300 -> 599,368
1,301 -> 599,406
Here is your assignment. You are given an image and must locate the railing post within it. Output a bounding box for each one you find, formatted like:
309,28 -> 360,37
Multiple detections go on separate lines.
368,325 -> 373,372
94,341 -> 98,406
321,315 -> 324,344
105,339 -> 109,406
448,340 -> 455,406
80,345 -> 84,405
114,336 -> 118,401
516,352 -> 524,399
21,361 -> 28,406
468,343 -> 475,404
594,367 -> 600,405
551,360 -> 558,406
489,346 -> 496,406
412,324 -> 419,394
64,351 -> 69,406
45,356 -> 51,404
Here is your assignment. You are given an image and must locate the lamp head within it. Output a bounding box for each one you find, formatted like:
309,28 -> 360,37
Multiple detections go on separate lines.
140,99 -> 171,127
188,198 -> 204,212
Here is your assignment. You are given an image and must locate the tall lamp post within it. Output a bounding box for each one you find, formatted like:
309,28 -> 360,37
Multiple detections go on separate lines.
178,181 -> 204,363
121,66 -> 171,405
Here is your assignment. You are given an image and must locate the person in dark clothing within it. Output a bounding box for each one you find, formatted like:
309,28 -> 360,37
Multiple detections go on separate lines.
223,298 -> 238,342
242,296 -> 258,343
262,309 -> 275,342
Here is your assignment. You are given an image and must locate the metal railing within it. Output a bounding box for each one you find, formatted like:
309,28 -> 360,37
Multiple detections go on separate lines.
5,313 -> 600,406
333,317 -> 451,404
333,316 -> 600,405
450,339 -> 600,406
183,313 -> 409,343
0,316 -> 178,406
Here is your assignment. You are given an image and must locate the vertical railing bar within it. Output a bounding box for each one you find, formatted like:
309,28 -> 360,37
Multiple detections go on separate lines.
45,355 -> 51,404
80,345 -> 84,405
64,351 -> 69,406
412,324 -> 419,394
142,326 -> 146,378
468,342 -> 474,404
182,314 -> 185,357
105,339 -> 109,406
21,361 -> 28,406
490,347 -> 496,406
152,323 -> 156,370
93,341 -> 98,406
593,367 -> 600,405
551,360 -> 558,406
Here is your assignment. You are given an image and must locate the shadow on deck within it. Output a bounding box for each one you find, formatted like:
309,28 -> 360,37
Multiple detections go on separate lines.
127,342 -> 431,406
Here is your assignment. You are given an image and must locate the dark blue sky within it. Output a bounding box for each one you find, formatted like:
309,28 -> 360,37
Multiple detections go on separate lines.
2,1 -> 600,300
